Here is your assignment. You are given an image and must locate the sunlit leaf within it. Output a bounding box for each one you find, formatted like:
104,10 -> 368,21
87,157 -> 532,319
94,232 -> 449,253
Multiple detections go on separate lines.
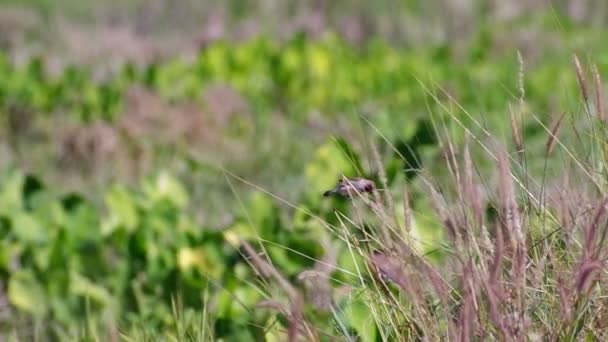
11,211 -> 48,244
8,270 -> 47,316
104,185 -> 138,234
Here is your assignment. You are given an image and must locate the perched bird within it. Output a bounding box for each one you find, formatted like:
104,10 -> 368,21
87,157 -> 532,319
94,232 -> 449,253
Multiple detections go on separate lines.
322,177 -> 376,198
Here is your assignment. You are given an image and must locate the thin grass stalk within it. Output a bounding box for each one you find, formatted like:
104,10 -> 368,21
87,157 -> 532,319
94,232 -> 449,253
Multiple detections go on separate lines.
463,137 -> 482,227
509,105 -> 525,161
574,54 -> 589,105
592,64 -> 604,121
545,112 -> 567,156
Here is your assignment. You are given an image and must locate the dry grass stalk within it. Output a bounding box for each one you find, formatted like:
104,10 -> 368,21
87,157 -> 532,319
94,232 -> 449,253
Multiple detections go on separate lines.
242,240 -> 273,278
497,147 -> 523,247
371,141 -> 393,213
485,281 -> 507,338
287,297 -> 303,342
490,222 -> 505,285
441,139 -> 461,187
509,105 -> 524,159
427,181 -> 458,240
545,112 -> 567,156
423,262 -> 450,313
241,241 -> 314,341
458,261 -> 476,342
583,199 -> 608,260
517,50 -> 525,103
573,54 -> 589,103
557,278 -> 572,321
575,260 -> 602,294
256,299 -> 290,316
402,183 -> 412,234
592,64 -> 604,120
462,138 -> 482,226
496,147 -> 528,337
298,239 -> 336,312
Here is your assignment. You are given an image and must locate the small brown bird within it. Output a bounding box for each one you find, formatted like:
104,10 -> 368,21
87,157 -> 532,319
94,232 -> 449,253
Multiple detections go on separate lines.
322,177 -> 376,198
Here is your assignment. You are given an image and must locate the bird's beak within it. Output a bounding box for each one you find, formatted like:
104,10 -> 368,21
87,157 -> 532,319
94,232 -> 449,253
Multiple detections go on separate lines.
323,189 -> 335,197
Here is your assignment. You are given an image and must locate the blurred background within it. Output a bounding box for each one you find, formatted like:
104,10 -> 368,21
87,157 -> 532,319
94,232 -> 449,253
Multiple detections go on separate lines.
0,0 -> 607,340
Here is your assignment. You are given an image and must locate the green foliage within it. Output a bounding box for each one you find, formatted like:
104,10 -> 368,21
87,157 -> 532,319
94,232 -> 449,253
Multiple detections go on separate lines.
0,34 -> 584,133
0,128 -> 419,339
0,170 -> 227,337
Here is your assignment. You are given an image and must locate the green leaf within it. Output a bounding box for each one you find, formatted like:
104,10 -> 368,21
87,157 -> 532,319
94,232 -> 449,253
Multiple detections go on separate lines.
11,212 -> 48,244
304,139 -> 359,203
344,297 -> 377,342
334,137 -> 365,176
103,185 -> 138,235
0,171 -> 24,216
0,240 -> 22,271
8,270 -> 48,316
247,191 -> 278,237
143,172 -> 189,209
70,271 -> 113,306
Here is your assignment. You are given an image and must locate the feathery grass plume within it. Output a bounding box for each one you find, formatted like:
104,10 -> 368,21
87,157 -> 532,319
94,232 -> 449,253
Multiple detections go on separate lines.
363,142 -> 396,245
497,147 -> 523,247
241,241 -> 313,341
485,220 -> 508,338
298,270 -> 333,311
583,198 -> 608,260
556,173 -> 572,227
298,239 -> 336,311
402,182 -> 412,233
496,146 -> 527,336
370,249 -> 434,334
256,300 -> 290,317
510,241 -> 526,297
573,54 -> 589,103
489,221 -> 505,286
441,139 -> 461,187
426,181 -> 458,240
458,261 -> 475,342
517,50 -> 525,103
575,260 -> 602,294
545,112 -> 567,156
557,277 -> 572,322
287,296 -> 303,342
422,258 -> 456,335
485,280 -> 507,338
422,261 -> 450,317
592,64 -> 604,120
242,240 -> 273,278
509,104 -> 524,159
370,141 -> 392,210
462,137 -> 482,226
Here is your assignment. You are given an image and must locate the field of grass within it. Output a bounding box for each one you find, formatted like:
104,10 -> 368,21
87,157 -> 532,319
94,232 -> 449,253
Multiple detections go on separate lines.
2,1 -> 608,340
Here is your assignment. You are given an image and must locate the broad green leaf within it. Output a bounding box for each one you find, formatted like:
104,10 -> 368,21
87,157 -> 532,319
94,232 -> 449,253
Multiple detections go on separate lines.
8,270 -> 47,316
143,172 -> 189,208
0,240 -> 22,271
177,247 -> 209,273
104,185 -> 138,234
344,297 -> 377,342
246,191 -> 278,238
0,171 -> 24,216
70,271 -> 113,306
11,212 -> 48,244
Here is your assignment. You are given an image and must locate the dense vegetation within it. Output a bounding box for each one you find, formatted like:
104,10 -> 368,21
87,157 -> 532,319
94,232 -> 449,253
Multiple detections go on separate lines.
2,3 -> 608,340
